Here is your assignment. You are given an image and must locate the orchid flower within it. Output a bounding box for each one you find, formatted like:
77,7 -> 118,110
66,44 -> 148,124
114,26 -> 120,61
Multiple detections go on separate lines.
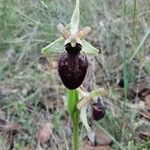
77,87 -> 108,132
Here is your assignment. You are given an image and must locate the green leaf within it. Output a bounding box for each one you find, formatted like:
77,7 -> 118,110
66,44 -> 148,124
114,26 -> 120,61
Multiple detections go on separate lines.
70,0 -> 80,34
82,40 -> 99,56
41,38 -> 64,55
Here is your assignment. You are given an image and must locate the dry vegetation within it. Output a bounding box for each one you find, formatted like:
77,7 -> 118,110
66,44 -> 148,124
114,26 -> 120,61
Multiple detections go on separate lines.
0,0 -> 150,149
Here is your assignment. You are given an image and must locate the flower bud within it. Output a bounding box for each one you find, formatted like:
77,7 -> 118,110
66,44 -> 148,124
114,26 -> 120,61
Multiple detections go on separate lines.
91,97 -> 105,121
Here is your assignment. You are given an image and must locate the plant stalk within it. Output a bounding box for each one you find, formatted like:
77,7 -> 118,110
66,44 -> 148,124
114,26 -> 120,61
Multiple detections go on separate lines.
72,111 -> 79,150
67,90 -> 79,150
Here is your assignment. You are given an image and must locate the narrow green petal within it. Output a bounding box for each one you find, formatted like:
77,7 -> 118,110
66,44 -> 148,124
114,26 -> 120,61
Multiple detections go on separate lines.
80,105 -> 90,132
41,38 -> 64,55
70,0 -> 80,34
82,40 -> 99,56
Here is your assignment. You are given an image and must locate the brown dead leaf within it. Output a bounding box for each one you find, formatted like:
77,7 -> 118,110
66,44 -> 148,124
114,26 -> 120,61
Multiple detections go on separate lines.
82,140 -> 111,150
37,122 -> 53,144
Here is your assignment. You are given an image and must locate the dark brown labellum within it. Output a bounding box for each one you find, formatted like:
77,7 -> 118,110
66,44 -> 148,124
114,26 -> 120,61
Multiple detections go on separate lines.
58,43 -> 88,89
91,97 -> 105,121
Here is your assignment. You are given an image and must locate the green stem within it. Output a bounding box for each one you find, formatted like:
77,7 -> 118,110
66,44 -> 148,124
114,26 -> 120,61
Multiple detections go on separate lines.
67,90 -> 79,150
72,111 -> 79,150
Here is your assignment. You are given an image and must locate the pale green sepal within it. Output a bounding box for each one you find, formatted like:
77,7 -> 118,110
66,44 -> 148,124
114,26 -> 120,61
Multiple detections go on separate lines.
70,0 -> 80,35
41,37 -> 64,55
80,105 -> 90,132
82,40 -> 99,56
